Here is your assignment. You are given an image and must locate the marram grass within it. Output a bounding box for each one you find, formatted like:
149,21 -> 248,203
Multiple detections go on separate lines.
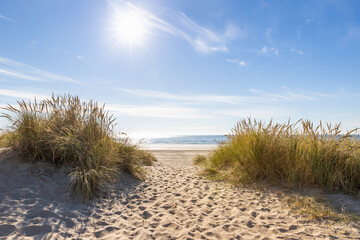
0,130 -> 12,148
283,194 -> 360,222
195,118 -> 360,195
0,94 -> 156,201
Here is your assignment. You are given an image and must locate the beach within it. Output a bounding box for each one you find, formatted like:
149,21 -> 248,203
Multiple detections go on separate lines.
0,146 -> 359,239
2,0 -> 360,238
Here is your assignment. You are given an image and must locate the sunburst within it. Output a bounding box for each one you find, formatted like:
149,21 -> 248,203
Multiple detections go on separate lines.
109,3 -> 150,48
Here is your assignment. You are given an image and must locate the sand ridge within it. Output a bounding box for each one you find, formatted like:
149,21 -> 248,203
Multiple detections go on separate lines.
0,149 -> 359,239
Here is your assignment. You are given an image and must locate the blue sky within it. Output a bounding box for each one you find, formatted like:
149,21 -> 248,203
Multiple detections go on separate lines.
1,0 -> 360,137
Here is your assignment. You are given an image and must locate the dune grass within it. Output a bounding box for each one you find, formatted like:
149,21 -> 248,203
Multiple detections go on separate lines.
0,130 -> 12,148
0,94 -> 156,201
195,118 -> 360,195
283,193 -> 360,223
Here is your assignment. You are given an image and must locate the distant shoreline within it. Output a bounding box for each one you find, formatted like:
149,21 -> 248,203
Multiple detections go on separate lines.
140,143 -> 218,151
132,135 -> 227,145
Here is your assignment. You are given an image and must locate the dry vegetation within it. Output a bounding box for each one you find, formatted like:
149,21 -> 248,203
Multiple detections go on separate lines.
195,118 -> 360,222
283,193 -> 360,223
0,94 -> 156,201
195,118 -> 360,194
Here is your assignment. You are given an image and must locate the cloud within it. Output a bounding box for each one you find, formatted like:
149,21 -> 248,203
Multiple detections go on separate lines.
119,88 -> 322,104
106,104 -> 211,119
305,18 -> 314,23
264,28 -> 273,43
261,45 -> 279,55
290,48 -> 304,55
226,58 -> 247,67
0,89 -> 48,100
0,56 -> 81,84
214,106 -> 288,118
108,1 -> 242,53
0,14 -> 13,22
119,88 -> 256,104
30,40 -> 37,47
345,26 -> 360,40
250,89 -> 315,101
77,55 -> 84,60
0,69 -> 41,81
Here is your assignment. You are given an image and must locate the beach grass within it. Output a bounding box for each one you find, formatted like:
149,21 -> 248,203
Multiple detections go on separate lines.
0,93 -> 156,201
195,118 -> 360,195
0,130 -> 12,148
282,193 -> 360,223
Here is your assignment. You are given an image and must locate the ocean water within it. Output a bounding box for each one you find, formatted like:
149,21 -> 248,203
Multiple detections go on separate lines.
140,135 -> 227,145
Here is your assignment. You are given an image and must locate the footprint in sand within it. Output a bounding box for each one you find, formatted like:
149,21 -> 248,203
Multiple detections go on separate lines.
94,226 -> 120,238
96,221 -> 109,226
246,220 -> 255,228
27,209 -> 59,219
140,211 -> 152,219
0,224 -> 17,237
289,225 -> 298,231
20,225 -> 52,236
162,222 -> 180,231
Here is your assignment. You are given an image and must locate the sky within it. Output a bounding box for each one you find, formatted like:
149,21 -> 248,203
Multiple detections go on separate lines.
1,0 -> 360,138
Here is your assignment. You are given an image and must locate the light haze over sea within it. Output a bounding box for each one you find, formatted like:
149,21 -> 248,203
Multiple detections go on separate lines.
138,135 -> 227,145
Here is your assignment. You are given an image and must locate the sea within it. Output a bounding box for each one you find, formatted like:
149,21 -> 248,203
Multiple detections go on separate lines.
139,135 -> 227,145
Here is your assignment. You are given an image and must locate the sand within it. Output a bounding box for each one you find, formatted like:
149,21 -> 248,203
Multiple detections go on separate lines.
0,146 -> 360,239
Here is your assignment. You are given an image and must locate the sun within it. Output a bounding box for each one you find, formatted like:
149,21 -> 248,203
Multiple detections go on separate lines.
110,4 -> 149,48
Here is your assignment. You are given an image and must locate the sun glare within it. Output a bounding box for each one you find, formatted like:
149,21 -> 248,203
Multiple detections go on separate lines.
111,5 -> 149,48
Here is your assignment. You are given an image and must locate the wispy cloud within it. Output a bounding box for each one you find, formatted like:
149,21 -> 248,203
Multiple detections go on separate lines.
214,106 -> 288,118
0,14 -> 13,22
120,88 -> 259,104
261,45 -> 279,55
109,1 -> 242,53
30,40 -> 37,46
226,58 -> 247,67
264,28 -> 273,44
345,26 -> 360,40
106,104 -> 211,119
0,57 -> 81,84
290,48 -> 304,55
0,89 -> 48,100
0,69 -> 41,81
305,18 -> 314,23
119,88 -> 322,104
250,89 -> 315,101
280,86 -> 339,99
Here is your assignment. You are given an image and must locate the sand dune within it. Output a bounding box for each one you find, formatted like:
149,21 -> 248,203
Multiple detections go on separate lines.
0,148 -> 359,239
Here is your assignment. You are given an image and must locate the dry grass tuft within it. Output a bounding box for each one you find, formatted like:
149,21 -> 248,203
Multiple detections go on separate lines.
193,155 -> 207,165
195,118 -> 360,195
283,194 -> 360,222
0,93 -> 156,201
0,130 -> 13,148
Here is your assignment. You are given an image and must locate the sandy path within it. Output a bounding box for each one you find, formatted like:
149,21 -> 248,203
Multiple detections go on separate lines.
0,148 -> 359,239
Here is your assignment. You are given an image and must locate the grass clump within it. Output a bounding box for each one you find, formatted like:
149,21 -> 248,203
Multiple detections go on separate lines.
0,93 -> 156,201
0,130 -> 13,148
195,118 -> 360,195
193,155 -> 207,165
284,194 -> 360,222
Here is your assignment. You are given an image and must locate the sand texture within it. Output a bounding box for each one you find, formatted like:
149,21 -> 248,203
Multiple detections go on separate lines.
0,147 -> 360,239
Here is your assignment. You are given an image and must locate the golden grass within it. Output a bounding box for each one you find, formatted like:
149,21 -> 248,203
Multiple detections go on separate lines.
0,131 -> 10,148
283,193 -> 360,223
0,93 -> 156,201
193,154 -> 207,165
195,118 -> 360,195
